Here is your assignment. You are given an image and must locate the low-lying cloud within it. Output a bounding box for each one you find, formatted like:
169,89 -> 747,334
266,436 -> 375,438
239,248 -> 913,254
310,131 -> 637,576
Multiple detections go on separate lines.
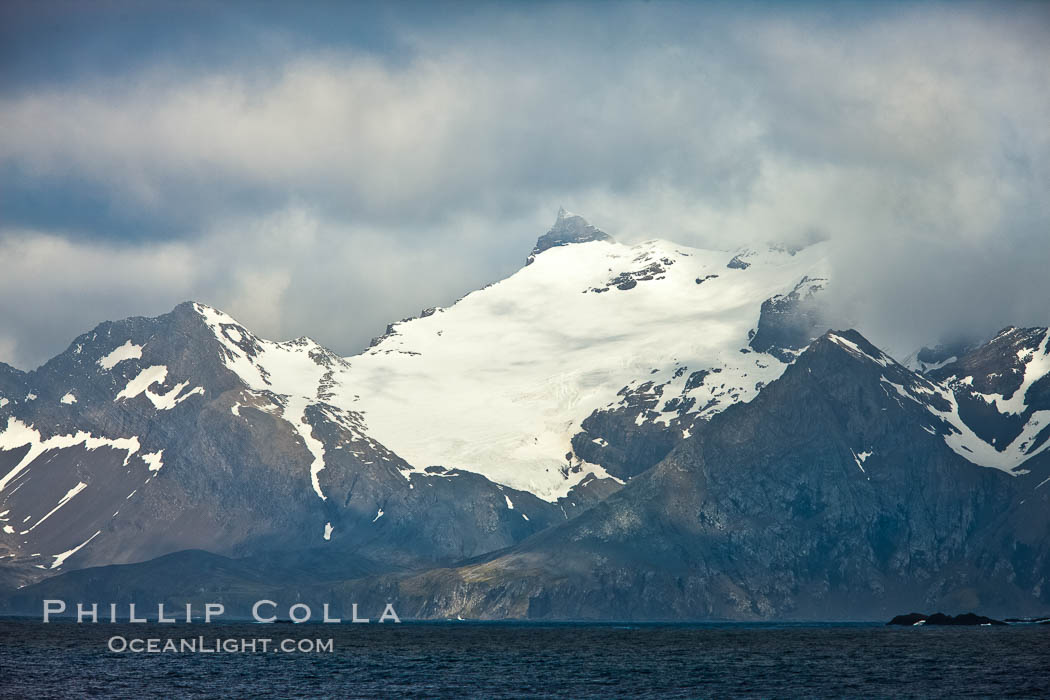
1,2 -> 1047,368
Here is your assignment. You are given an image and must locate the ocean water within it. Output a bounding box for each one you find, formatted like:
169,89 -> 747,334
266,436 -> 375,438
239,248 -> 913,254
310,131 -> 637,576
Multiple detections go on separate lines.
1,619 -> 1048,698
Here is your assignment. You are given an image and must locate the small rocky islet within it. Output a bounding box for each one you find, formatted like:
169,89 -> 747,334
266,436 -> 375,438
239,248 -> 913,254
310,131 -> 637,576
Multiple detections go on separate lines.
886,612 -> 1048,626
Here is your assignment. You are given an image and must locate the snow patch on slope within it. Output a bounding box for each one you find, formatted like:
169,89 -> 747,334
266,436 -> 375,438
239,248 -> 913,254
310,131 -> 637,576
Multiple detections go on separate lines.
98,340 -> 143,370
975,330 -> 1050,415
0,418 -> 142,494
49,530 -> 101,570
829,334 -> 892,367
140,450 -> 164,473
850,449 -> 872,473
116,366 -> 204,410
22,481 -> 87,533
938,400 -> 1050,473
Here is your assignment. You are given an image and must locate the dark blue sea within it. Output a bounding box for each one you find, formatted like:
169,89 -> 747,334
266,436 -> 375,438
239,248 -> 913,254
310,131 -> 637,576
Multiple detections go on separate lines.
2,619 -> 1048,698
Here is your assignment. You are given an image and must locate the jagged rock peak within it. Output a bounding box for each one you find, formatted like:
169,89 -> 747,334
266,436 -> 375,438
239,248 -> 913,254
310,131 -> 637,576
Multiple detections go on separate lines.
526,208 -> 614,265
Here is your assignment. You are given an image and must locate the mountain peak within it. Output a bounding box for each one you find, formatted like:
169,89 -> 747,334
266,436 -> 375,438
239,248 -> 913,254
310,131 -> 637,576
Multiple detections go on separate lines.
526,209 -> 614,265
813,329 -> 899,370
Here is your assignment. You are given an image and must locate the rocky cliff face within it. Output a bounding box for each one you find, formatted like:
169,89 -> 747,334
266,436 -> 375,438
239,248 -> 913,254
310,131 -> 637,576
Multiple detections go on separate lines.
526,208 -> 613,265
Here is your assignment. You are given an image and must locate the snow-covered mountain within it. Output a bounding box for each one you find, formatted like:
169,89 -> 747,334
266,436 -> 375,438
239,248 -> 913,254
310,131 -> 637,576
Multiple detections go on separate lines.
328,211 -> 830,499
2,210 -> 1049,610
166,208 -> 833,501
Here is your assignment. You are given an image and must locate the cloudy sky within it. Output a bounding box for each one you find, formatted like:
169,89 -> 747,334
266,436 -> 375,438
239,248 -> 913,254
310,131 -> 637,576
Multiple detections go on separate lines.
1,1 -> 1048,369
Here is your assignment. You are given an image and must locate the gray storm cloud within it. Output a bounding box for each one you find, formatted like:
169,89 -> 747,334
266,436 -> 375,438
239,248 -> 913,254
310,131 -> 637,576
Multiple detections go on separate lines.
0,2 -> 1047,368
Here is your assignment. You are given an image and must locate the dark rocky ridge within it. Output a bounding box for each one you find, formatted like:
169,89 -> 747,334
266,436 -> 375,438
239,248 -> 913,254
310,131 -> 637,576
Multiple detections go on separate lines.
527,208 -> 613,265
726,254 -> 750,270
913,339 -> 977,372
0,362 -> 26,398
748,276 -> 828,362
